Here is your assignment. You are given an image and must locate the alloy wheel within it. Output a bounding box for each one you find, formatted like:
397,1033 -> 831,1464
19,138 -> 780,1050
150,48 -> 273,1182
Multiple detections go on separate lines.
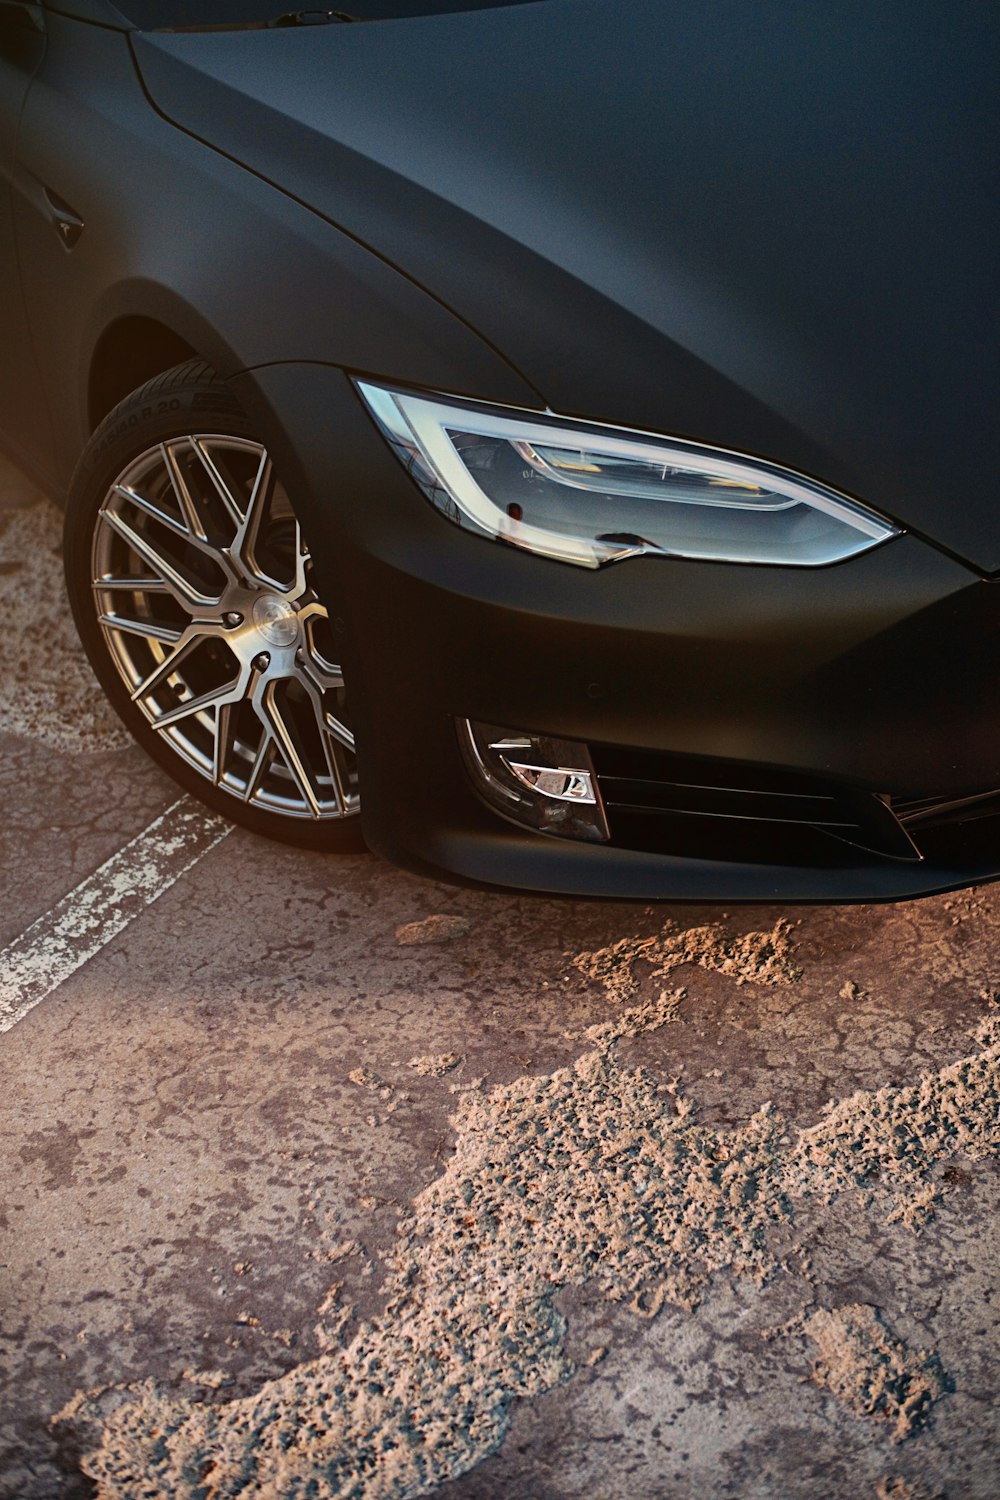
91,434 -> 359,822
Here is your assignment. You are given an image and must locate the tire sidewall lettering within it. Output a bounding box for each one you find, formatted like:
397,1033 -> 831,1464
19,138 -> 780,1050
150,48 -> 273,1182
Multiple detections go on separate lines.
90,397 -> 186,466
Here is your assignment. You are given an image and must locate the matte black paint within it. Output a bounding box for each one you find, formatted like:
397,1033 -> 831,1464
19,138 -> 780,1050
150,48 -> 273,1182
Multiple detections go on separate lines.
7,11 -> 535,488
0,5 -> 51,479
133,1 -> 1000,571
1,0 -> 997,900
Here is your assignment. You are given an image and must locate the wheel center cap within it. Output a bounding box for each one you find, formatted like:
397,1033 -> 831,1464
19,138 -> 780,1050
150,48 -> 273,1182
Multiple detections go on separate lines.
252,594 -> 299,648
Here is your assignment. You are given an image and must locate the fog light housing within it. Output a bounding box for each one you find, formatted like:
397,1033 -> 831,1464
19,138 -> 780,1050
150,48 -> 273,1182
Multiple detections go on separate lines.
458,719 -> 610,843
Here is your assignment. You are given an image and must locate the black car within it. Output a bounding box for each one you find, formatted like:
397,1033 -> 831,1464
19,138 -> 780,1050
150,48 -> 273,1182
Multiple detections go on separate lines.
1,0 -> 997,901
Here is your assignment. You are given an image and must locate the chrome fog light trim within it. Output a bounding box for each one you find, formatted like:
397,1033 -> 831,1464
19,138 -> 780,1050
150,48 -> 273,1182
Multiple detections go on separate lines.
504,761 -> 598,803
458,719 -> 609,842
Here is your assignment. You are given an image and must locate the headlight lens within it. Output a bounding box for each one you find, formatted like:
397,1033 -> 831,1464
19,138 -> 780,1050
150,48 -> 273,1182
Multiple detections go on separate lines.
357,382 -> 899,569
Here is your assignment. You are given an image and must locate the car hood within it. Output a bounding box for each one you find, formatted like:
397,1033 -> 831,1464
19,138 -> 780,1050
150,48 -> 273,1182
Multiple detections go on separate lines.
133,0 -> 999,571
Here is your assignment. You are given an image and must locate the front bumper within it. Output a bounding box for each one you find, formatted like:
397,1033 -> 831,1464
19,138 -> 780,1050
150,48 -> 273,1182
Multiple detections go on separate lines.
237,363 -> 1000,903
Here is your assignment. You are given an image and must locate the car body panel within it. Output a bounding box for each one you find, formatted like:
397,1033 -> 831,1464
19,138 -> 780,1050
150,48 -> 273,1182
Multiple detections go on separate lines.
0,2 -> 53,482
133,0 -> 1000,570
7,9 -> 537,491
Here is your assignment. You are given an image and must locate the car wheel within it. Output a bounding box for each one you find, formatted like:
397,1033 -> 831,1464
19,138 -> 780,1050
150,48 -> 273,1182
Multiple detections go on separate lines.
64,359 -> 364,850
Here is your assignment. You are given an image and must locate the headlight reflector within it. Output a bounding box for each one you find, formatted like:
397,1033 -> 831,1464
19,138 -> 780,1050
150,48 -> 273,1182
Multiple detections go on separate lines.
357,382 -> 898,569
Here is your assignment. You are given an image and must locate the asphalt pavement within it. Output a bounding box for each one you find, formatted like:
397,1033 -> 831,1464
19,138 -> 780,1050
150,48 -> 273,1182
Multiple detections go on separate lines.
1,453 -> 997,1500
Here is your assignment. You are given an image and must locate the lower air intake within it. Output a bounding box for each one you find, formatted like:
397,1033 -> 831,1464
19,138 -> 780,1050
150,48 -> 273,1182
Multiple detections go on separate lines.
590,747 -> 921,866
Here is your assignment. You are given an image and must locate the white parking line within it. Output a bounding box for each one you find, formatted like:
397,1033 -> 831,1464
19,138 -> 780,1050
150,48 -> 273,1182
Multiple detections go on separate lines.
0,797 -> 232,1035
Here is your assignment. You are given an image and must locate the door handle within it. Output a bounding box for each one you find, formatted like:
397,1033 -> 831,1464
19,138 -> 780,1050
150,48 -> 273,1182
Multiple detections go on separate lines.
43,185 -> 84,250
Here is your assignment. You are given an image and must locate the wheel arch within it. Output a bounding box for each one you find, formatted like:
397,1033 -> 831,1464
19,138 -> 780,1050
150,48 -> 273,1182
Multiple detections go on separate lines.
87,316 -> 198,434
81,280 -> 250,450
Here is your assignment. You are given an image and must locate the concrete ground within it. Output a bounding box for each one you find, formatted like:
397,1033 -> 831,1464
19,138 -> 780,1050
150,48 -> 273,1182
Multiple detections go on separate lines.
0,453 -> 997,1500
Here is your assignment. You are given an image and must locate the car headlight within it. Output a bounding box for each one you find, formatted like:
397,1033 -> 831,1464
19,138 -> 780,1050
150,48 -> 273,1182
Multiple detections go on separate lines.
356,381 -> 899,569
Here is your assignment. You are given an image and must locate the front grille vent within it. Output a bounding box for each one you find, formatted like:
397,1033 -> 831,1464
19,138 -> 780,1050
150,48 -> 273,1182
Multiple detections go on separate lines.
591,747 -> 921,867
894,788 -> 1000,829
892,785 -> 1000,866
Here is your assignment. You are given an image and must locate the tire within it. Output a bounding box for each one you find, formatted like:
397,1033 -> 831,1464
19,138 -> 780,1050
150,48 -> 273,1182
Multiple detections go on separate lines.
64,360 -> 365,851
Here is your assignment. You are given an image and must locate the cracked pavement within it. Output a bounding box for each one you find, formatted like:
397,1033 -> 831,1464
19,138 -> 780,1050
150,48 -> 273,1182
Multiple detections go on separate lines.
0,455 -> 997,1500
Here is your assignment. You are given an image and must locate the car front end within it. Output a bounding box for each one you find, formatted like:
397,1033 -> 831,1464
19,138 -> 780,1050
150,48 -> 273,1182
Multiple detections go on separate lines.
235,359 -> 1000,902
7,0 -> 998,899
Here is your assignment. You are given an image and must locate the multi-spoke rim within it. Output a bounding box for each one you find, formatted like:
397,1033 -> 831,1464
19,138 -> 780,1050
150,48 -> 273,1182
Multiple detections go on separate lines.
91,434 -> 359,821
